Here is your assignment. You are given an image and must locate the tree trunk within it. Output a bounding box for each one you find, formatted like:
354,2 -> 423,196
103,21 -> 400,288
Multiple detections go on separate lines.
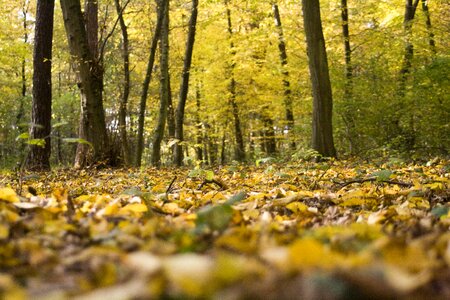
398,0 -> 419,97
18,2 -> 29,126
114,0 -> 131,165
151,0 -> 170,167
301,0 -> 337,158
60,0 -> 110,168
272,3 -> 295,149
136,0 -> 165,167
421,0 -> 436,55
167,76 -> 175,145
174,0 -> 198,166
225,1 -> 245,162
340,0 -> 356,154
262,114 -> 276,155
28,0 -> 55,171
195,83 -> 203,162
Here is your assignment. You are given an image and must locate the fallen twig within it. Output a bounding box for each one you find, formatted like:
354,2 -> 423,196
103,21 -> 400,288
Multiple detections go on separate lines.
198,178 -> 228,190
337,177 -> 413,188
166,176 -> 177,193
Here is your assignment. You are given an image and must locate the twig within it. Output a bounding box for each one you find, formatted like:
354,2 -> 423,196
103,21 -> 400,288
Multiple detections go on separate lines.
309,163 -> 332,190
338,177 -> 413,188
198,178 -> 228,190
166,176 -> 177,194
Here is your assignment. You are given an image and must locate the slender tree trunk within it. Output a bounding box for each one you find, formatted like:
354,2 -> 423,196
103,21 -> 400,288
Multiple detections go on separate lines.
28,0 -> 55,171
399,0 -> 419,97
17,2 -> 29,161
18,2 -> 29,125
225,1 -> 245,162
340,0 -> 356,154
421,0 -> 436,55
151,0 -> 170,167
114,0 -> 131,165
174,0 -> 198,166
195,83 -> 203,161
60,0 -> 110,168
136,0 -> 165,167
301,0 -> 337,158
167,76 -> 175,144
272,2 -> 295,149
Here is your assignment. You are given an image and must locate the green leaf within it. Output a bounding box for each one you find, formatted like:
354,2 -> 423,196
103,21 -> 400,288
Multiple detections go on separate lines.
225,191 -> 246,205
16,132 -> 30,140
205,170 -> 214,181
62,138 -> 93,147
370,169 -> 393,181
195,192 -> 245,232
196,204 -> 234,232
52,121 -> 68,129
431,206 -> 449,218
256,157 -> 275,167
121,187 -> 142,196
188,168 -> 202,178
26,139 -> 46,147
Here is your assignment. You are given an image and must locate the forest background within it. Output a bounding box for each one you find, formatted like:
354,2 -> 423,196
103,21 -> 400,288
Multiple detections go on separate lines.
0,1 -> 450,298
0,0 -> 448,169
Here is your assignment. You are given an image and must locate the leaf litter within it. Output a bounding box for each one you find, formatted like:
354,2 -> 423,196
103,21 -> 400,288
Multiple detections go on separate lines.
0,158 -> 449,299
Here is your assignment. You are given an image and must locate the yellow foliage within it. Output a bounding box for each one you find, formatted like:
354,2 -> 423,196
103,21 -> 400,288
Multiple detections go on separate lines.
0,188 -> 18,203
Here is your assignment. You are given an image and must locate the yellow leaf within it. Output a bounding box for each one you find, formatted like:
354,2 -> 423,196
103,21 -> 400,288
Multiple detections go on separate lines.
0,223 -> 9,239
0,188 -> 19,203
162,202 -> 184,215
242,208 -> 260,220
102,203 -> 120,216
120,203 -> 148,214
289,238 -> 336,269
286,202 -> 308,213
163,254 -> 214,297
341,197 -> 366,207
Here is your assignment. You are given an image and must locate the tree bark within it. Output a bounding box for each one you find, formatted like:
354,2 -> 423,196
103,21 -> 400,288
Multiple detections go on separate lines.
398,0 -> 419,97
225,1 -> 245,162
272,2 -> 295,149
135,0 -> 165,167
195,83 -> 203,162
151,0 -> 170,167
28,0 -> 55,171
421,0 -> 436,55
17,1 -> 29,126
340,0 -> 356,154
301,0 -> 337,158
60,0 -> 110,168
114,0 -> 131,165
167,76 -> 175,145
174,0 -> 198,166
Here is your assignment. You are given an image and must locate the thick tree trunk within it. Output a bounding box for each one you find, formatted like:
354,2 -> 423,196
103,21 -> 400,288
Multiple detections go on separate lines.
301,0 -> 337,158
60,0 -> 109,168
114,0 -> 131,165
262,114 -> 276,155
174,0 -> 198,166
272,3 -> 295,149
136,0 -> 165,167
225,1 -> 245,162
28,0 -> 55,171
421,0 -> 436,55
151,0 -> 170,167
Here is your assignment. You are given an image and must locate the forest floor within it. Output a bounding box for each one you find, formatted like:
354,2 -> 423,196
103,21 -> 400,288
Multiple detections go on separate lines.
0,158 -> 449,299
